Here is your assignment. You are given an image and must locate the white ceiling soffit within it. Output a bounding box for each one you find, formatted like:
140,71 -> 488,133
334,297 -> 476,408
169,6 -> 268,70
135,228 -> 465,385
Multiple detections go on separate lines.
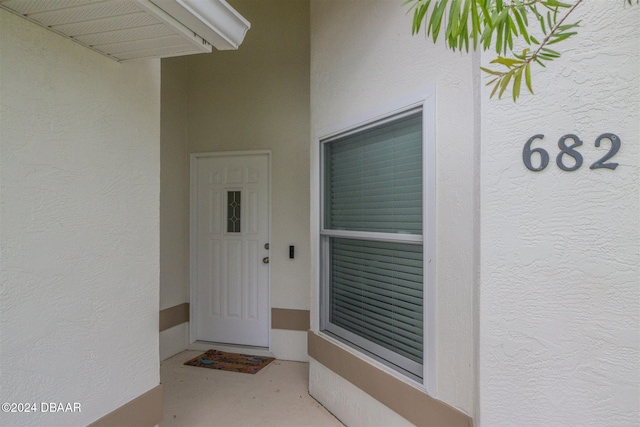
0,0 -> 251,61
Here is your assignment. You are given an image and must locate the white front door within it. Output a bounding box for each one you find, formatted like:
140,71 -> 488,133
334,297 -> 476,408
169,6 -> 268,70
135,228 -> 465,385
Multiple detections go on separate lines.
191,152 -> 270,347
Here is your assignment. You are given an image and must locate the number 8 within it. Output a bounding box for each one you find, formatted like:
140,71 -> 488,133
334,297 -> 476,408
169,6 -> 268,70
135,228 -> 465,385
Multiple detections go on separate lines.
556,134 -> 583,171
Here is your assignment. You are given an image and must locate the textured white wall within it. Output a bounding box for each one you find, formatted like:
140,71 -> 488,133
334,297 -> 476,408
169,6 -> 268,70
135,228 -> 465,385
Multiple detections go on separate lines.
310,0 -> 477,417
309,358 -> 414,427
161,0 -> 311,360
160,59 -> 190,311
159,58 -> 191,360
478,2 -> 639,425
185,0 -> 311,312
0,10 -> 160,427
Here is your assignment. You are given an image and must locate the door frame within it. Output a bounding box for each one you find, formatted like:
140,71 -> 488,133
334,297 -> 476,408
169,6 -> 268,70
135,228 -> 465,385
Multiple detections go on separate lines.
189,149 -> 272,348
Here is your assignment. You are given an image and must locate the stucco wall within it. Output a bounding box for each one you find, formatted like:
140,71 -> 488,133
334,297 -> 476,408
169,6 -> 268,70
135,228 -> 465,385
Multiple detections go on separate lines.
310,0 -> 477,419
161,60 -> 190,311
161,0 -> 311,360
160,57 -> 191,360
0,9 -> 160,427
478,2 -> 640,425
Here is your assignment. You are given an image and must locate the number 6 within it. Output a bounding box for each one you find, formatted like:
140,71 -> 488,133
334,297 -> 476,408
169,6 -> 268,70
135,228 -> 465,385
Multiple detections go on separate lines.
522,134 -> 549,172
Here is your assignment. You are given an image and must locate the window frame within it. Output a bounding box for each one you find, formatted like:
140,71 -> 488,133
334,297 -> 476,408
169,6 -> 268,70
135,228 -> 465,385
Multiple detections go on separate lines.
317,89 -> 436,393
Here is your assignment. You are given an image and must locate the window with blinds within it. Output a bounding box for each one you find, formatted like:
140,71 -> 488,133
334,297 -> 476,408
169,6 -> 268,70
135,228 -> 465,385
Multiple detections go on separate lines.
320,109 -> 425,380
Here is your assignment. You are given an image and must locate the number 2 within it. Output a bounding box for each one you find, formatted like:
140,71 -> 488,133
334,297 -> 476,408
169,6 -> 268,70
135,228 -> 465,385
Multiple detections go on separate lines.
590,133 -> 620,170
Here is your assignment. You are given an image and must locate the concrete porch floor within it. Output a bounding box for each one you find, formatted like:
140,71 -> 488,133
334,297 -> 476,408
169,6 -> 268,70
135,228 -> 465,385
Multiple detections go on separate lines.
160,350 -> 344,427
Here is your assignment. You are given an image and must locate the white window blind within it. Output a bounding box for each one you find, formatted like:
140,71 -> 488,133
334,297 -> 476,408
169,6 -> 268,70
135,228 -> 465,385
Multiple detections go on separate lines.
321,110 -> 424,379
324,113 -> 423,234
330,238 -> 423,364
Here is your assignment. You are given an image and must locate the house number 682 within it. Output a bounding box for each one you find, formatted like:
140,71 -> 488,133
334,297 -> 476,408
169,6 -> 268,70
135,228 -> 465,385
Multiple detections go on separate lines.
522,133 -> 620,172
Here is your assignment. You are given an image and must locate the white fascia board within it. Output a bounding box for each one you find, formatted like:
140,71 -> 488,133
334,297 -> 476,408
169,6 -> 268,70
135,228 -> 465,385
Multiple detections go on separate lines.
149,0 -> 250,50
132,0 -> 212,56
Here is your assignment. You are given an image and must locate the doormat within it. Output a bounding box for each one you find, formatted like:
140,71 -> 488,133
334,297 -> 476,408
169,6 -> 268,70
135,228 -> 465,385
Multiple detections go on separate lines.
184,350 -> 275,374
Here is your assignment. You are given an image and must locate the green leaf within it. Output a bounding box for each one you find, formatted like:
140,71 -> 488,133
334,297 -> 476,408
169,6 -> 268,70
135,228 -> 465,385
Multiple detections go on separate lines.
446,0 -> 460,42
534,8 -> 546,34
429,0 -> 448,43
558,23 -> 580,31
459,0 -> 471,33
541,47 -> 561,57
498,70 -> 513,98
454,0 -> 463,31
459,0 -> 472,47
512,8 -> 530,44
517,4 -> 528,26
547,32 -> 577,45
505,19 -> 513,51
490,56 -> 522,67
534,57 -> 546,67
480,66 -> 504,76
410,0 -> 432,34
470,0 -> 480,47
514,47 -> 530,60
493,8 -> 509,27
507,14 -> 518,38
512,67 -> 523,101
496,17 -> 504,53
545,0 -> 572,7
482,21 -> 493,50
489,79 -> 501,99
458,19 -> 470,51
525,63 -> 533,94
478,0 -> 492,28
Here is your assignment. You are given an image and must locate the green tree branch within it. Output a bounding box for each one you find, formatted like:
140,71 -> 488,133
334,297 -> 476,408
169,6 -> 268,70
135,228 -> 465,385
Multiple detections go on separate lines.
406,0 -> 638,101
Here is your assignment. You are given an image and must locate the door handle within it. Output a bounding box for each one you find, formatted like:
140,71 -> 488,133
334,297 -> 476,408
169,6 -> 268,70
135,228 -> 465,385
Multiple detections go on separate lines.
263,257 -> 269,264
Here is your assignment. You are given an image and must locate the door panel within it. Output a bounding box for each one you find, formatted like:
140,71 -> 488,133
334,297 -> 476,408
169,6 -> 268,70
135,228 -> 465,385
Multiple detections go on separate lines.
193,153 -> 270,347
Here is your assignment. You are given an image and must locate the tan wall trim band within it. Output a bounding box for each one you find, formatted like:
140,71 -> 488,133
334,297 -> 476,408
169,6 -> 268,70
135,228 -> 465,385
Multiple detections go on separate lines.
162,305 -> 306,332
159,303 -> 189,332
271,308 -> 310,331
88,384 -> 163,427
308,332 -> 472,427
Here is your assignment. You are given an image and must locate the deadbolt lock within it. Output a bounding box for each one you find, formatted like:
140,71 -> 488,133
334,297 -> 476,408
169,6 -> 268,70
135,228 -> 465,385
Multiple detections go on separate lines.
264,243 -> 269,250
